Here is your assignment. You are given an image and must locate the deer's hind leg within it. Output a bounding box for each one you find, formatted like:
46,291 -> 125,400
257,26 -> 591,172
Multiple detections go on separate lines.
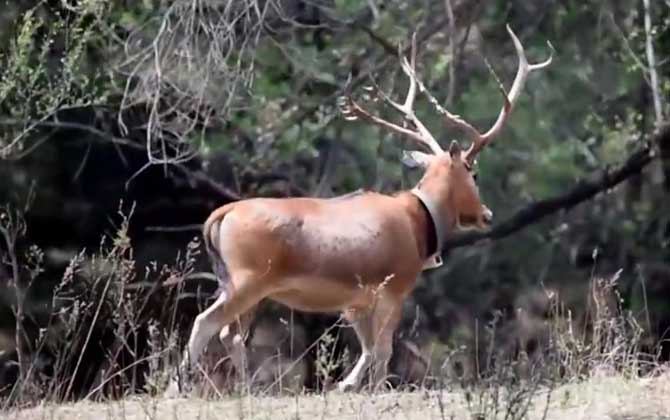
166,273 -> 271,396
186,274 -> 269,368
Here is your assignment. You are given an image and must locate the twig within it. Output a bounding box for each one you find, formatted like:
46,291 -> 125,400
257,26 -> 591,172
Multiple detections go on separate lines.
366,0 -> 380,24
444,0 -> 456,106
643,0 -> 663,123
0,210 -> 26,385
312,140 -> 339,197
607,12 -> 651,85
0,118 -> 144,151
145,224 -> 203,233
64,275 -> 114,400
354,25 -> 398,56
173,164 -> 241,201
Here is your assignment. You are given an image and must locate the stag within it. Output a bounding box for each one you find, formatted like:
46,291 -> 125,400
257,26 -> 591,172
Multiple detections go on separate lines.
168,25 -> 553,395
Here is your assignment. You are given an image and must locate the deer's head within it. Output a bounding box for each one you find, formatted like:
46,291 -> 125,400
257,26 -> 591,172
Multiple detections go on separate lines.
403,140 -> 491,231
341,25 -> 553,234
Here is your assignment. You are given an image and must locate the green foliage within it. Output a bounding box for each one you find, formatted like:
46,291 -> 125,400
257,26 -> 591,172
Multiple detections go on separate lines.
0,1 -> 112,157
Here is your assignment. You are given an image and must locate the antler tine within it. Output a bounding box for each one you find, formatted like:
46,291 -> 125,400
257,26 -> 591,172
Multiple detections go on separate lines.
402,58 -> 482,145
464,25 -> 554,164
339,34 -> 444,155
396,34 -> 484,151
394,33 -> 444,154
401,32 -> 418,111
338,76 -> 431,148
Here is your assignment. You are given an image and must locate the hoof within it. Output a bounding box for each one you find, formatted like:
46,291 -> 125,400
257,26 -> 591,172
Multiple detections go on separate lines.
232,333 -> 244,346
336,381 -> 358,393
164,380 -> 183,399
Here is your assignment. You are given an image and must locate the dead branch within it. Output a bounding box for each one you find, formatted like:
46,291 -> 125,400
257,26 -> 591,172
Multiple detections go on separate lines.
116,0 -> 276,165
172,164 -> 241,201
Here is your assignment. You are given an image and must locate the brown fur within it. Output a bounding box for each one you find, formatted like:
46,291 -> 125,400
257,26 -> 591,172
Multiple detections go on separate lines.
171,150 -> 489,394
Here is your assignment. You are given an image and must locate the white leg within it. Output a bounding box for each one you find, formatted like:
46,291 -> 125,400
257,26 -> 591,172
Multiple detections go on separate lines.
338,314 -> 374,392
337,295 -> 402,393
369,335 -> 393,390
165,292 -> 231,397
165,270 -> 266,398
368,300 -> 400,390
338,350 -> 372,391
219,320 -> 253,387
187,291 -> 230,368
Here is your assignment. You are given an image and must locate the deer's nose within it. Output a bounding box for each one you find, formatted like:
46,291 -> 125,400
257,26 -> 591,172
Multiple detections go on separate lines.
482,206 -> 493,225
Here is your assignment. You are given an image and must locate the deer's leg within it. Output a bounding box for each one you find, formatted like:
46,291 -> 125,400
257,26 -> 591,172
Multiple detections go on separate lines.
368,297 -> 402,391
337,295 -> 402,392
166,274 -> 269,396
218,304 -> 258,384
186,276 -> 267,368
337,311 -> 374,392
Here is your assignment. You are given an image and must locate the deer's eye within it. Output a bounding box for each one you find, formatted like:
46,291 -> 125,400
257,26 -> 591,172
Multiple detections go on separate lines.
459,214 -> 478,226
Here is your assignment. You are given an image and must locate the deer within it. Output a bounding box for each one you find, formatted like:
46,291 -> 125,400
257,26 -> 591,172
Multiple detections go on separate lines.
166,24 -> 553,396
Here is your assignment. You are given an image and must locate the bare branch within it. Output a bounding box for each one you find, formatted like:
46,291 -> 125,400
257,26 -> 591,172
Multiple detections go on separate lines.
116,0 -> 277,165
0,118 -> 143,151
145,224 -> 203,233
172,164 -> 241,201
608,12 -> 652,85
444,0 -> 456,106
643,0 -> 664,123
0,207 -> 28,383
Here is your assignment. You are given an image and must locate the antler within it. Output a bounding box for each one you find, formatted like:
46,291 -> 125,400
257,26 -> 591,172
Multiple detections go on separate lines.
340,25 -> 552,163
463,25 -> 553,164
339,34 -> 444,155
462,25 -> 553,164
403,25 -> 553,165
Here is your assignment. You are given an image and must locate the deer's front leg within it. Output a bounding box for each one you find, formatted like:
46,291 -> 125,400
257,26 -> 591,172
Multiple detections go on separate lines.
338,294 -> 402,392
338,311 -> 374,392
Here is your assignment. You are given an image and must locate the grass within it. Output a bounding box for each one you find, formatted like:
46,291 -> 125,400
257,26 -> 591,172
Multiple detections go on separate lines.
2,205 -> 670,420
6,371 -> 670,420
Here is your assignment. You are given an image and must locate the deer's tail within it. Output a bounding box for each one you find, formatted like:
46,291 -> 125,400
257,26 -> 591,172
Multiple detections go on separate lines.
202,204 -> 236,296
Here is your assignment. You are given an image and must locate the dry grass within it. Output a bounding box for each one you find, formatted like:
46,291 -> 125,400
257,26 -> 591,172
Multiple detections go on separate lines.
7,371 -> 670,420
3,204 -> 670,420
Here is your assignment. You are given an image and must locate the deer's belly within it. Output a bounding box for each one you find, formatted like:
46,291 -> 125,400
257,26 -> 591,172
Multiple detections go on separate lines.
268,276 -> 375,313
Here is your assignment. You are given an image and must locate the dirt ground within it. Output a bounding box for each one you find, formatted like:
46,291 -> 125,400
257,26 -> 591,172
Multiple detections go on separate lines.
6,373 -> 670,420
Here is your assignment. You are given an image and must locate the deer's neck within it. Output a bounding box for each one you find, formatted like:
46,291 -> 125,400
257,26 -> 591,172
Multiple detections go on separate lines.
400,187 -> 453,269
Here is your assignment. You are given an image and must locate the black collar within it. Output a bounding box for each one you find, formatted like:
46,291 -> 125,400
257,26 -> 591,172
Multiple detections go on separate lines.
410,188 -> 446,270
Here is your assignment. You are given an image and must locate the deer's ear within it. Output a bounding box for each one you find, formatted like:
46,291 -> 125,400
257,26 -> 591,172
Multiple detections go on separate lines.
402,150 -> 433,169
